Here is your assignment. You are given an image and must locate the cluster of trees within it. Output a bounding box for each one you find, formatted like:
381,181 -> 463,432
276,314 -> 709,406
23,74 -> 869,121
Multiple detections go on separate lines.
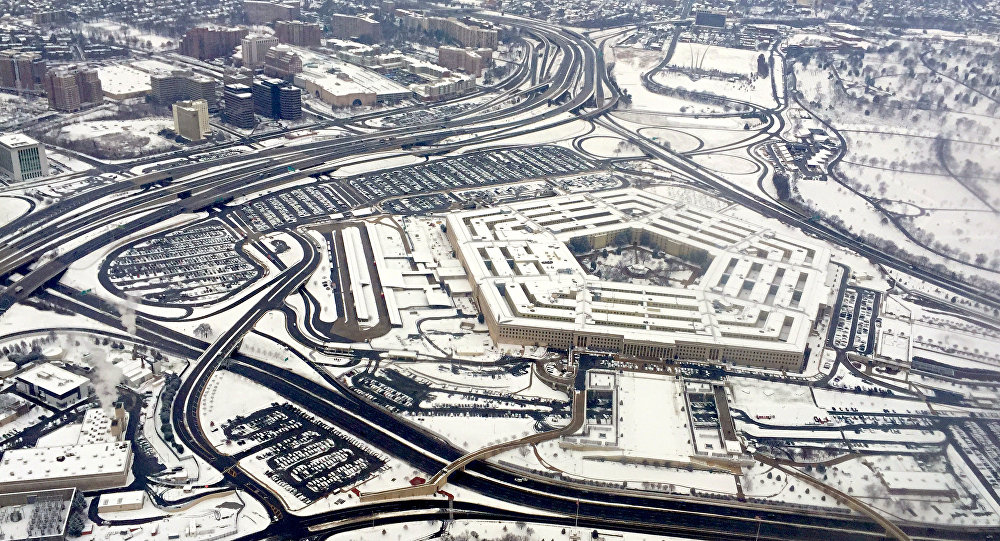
64,491 -> 88,537
772,171 -> 792,201
568,236 -> 592,254
158,373 -> 184,454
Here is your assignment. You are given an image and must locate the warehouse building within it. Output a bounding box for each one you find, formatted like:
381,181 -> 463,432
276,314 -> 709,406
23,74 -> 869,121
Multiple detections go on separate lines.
0,441 -> 132,493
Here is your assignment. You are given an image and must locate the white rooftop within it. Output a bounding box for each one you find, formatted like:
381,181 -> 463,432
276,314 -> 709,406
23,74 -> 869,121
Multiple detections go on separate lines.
0,133 -> 41,149
448,188 -> 831,355
16,363 -> 90,396
98,490 -> 145,508
97,64 -> 153,96
0,441 -> 131,484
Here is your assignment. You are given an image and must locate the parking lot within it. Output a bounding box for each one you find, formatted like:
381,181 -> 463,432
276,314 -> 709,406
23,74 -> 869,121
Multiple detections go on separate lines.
224,403 -> 387,505
349,145 -> 593,203
950,420 -> 1000,505
828,286 -> 881,354
232,183 -> 351,233
104,220 -> 262,306
230,145 -> 594,228
345,362 -> 568,421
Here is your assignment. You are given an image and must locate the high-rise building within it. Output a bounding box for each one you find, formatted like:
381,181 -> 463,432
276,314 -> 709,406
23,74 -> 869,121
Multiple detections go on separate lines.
252,76 -> 301,120
438,46 -> 492,77
263,46 -> 303,80
224,66 -> 255,87
222,84 -> 255,129
379,0 -> 397,19
42,65 -> 102,112
397,11 -> 498,49
330,14 -> 382,41
0,134 -> 49,182
32,9 -> 70,26
186,74 -> 218,109
277,84 -> 302,120
0,50 -> 45,92
244,0 -> 301,24
150,70 -> 185,103
172,99 -> 210,142
274,20 -> 322,47
150,70 -> 219,110
179,26 -> 249,61
242,34 -> 279,68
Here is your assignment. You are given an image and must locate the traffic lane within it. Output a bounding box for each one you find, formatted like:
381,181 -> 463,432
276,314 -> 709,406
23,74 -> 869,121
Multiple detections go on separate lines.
230,359 -> 895,540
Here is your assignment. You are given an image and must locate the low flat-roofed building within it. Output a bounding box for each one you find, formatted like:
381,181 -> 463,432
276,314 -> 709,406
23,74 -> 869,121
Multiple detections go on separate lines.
0,393 -> 31,426
0,441 -> 132,493
0,488 -> 76,541
96,64 -> 152,100
97,490 -> 145,513
14,363 -> 90,410
77,405 -> 127,444
447,187 -> 831,372
295,64 -> 410,106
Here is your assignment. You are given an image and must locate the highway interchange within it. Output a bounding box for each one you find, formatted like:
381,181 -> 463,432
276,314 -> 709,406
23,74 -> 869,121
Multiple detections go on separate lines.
2,10 -> 1000,541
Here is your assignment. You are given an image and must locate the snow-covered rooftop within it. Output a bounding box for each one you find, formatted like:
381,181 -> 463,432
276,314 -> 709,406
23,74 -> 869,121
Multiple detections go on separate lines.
15,364 -> 89,396
447,188 -> 831,370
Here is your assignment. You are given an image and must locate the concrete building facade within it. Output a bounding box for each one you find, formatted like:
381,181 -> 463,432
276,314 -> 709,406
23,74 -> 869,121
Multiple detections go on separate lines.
397,10 -> 499,49
150,70 -> 219,110
242,34 -> 279,68
42,65 -> 102,112
330,13 -> 382,41
437,46 -> 492,76
244,0 -> 300,24
0,50 -> 45,92
0,133 -> 49,182
173,99 -> 210,142
263,46 -> 303,79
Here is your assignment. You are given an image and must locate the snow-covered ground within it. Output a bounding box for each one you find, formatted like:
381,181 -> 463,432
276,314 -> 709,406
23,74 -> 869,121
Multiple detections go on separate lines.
80,20 -> 177,50
0,196 -> 30,228
47,118 -> 180,159
86,489 -> 269,541
326,520 -> 698,541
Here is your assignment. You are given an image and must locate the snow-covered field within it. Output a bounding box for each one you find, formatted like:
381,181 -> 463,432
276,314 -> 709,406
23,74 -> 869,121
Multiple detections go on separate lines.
81,20 -> 176,50
0,196 -> 30,227
47,118 -> 180,159
789,39 -> 1000,277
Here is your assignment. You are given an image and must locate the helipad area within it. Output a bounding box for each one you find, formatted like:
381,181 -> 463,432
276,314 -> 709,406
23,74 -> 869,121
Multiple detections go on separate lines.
447,188 -> 831,371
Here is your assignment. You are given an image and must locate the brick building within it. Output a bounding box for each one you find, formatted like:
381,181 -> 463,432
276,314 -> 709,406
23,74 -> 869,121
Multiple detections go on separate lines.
275,20 -> 322,47
179,26 -> 249,60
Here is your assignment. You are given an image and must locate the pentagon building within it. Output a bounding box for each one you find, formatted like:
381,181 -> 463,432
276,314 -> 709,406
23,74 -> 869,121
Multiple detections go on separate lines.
446,188 -> 831,372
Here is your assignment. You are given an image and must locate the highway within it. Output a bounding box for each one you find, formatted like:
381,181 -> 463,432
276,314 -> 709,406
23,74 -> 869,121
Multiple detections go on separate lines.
3,10 -> 999,541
